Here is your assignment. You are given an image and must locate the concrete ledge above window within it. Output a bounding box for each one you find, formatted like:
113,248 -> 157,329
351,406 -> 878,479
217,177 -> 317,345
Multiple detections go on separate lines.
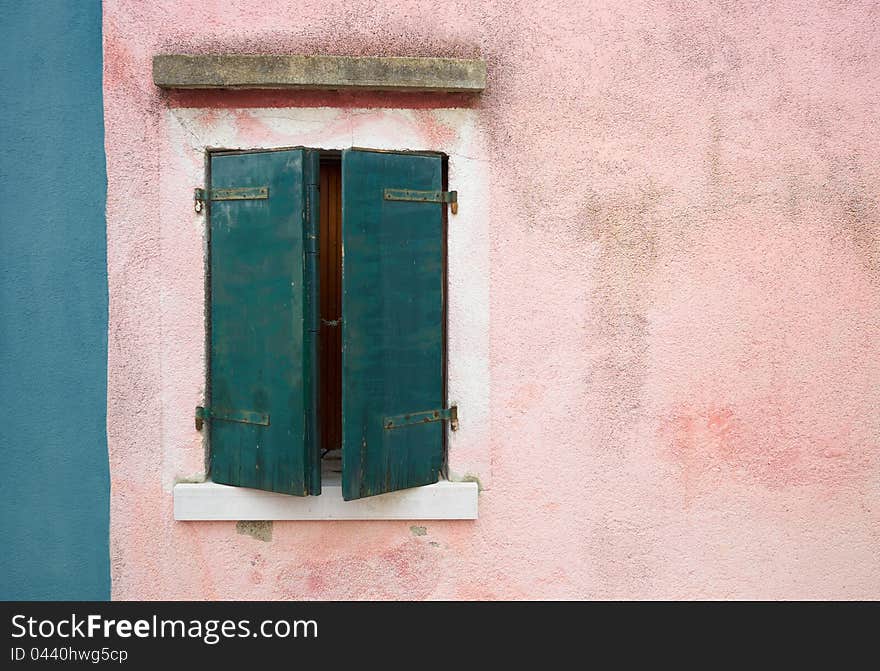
153,54 -> 486,93
174,480 -> 479,521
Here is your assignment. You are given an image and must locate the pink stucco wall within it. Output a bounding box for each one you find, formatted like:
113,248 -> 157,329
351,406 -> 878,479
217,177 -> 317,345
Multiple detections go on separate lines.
104,0 -> 880,599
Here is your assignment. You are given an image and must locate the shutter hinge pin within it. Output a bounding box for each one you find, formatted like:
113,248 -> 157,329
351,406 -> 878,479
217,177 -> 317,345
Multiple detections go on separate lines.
194,188 -> 205,213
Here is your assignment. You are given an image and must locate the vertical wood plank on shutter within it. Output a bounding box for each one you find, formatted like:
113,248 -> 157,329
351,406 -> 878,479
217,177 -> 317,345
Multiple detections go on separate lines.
341,149 -> 445,500
209,149 -> 319,496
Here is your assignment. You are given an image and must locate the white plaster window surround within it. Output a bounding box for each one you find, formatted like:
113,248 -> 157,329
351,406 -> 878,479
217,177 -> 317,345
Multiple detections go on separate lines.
161,107 -> 489,520
175,480 -> 477,521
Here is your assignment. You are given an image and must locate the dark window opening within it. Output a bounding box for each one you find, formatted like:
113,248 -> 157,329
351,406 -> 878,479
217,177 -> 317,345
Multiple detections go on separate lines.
318,155 -> 343,479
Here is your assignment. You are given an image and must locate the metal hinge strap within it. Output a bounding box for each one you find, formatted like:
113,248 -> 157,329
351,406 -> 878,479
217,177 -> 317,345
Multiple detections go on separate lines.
195,406 -> 270,431
383,406 -> 458,431
194,186 -> 269,213
383,188 -> 458,214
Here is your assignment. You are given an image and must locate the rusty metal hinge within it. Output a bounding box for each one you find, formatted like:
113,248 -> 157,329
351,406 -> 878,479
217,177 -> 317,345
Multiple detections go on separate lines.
195,406 -> 270,431
383,188 -> 458,215
383,406 -> 458,431
194,186 -> 269,213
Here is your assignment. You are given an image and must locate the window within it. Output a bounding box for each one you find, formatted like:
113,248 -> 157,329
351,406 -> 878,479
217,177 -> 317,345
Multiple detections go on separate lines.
196,147 -> 454,501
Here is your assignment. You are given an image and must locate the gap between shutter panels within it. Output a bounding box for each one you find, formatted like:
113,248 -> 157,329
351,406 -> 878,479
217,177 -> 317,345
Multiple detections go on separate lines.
319,159 -> 343,475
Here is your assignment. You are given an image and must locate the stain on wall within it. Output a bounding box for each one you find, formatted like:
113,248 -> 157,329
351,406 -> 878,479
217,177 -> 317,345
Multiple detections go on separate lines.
0,0 -> 109,599
237,521 -> 273,543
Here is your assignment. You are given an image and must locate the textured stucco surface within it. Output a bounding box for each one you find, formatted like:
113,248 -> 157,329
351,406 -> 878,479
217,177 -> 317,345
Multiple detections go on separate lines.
0,0 -> 109,600
105,0 -> 880,599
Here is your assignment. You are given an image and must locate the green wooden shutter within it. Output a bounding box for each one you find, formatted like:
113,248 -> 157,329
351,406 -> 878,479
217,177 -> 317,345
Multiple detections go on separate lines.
341,149 -> 446,500
208,149 -> 320,496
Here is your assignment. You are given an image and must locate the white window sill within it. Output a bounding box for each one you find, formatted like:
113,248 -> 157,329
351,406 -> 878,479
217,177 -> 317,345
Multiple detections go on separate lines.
173,480 -> 478,521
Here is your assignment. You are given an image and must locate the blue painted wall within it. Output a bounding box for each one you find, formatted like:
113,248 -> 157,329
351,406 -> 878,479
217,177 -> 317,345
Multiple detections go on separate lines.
0,1 -> 109,600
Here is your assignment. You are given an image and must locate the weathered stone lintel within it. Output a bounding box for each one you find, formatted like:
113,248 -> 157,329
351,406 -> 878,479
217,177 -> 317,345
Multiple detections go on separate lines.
153,54 -> 486,93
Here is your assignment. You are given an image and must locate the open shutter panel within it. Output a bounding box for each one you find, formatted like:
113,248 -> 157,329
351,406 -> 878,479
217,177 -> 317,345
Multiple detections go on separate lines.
341,149 -> 446,500
207,149 -> 320,496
